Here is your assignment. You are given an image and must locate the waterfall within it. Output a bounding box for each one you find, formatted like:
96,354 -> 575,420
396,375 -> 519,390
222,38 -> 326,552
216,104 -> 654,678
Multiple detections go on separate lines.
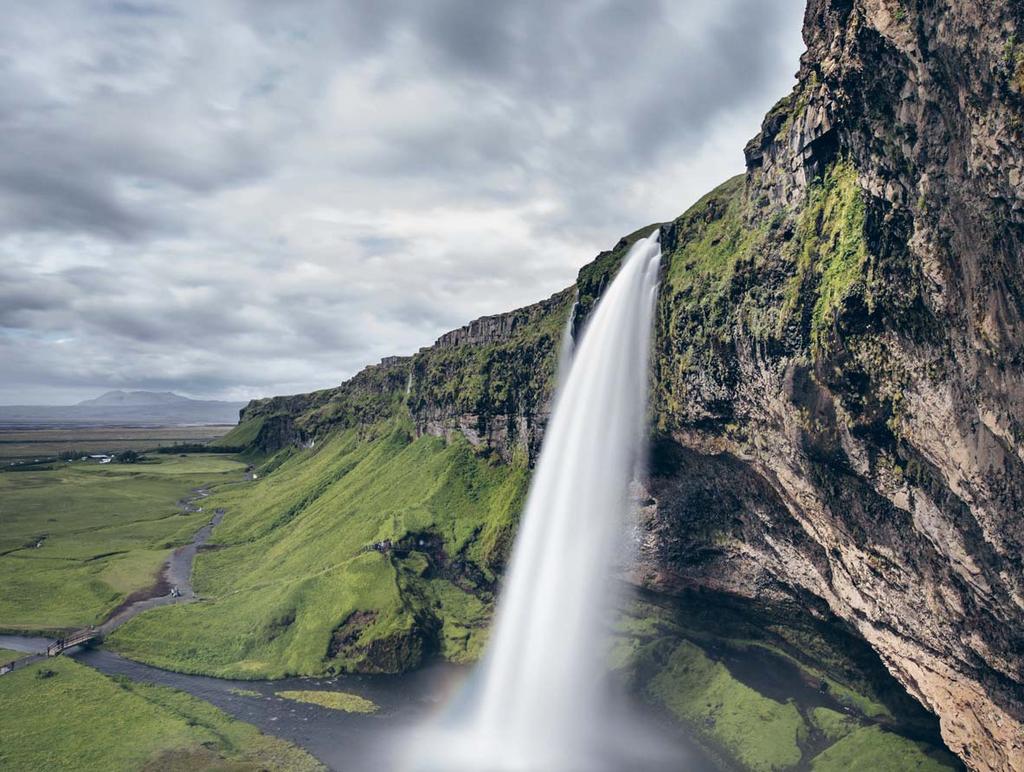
556,295 -> 578,390
410,230 -> 663,771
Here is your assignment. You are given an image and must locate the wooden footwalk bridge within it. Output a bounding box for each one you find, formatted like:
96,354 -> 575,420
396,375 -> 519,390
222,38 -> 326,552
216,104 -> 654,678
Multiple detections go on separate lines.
0,628 -> 100,677
45,628 -> 100,657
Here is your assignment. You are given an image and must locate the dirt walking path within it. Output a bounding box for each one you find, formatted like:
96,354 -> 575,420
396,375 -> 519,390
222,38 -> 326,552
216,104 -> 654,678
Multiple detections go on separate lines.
1,486 -> 231,674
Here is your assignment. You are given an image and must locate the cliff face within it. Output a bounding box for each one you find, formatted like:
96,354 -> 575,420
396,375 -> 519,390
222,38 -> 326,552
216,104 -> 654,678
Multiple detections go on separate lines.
237,288 -> 571,461
230,1 -> 1024,768
644,1 -> 1024,769
234,230 -> 654,461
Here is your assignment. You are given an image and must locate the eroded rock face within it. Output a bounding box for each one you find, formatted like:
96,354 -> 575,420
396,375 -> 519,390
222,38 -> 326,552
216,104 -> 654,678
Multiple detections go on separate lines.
253,414 -> 304,454
239,287 -> 576,463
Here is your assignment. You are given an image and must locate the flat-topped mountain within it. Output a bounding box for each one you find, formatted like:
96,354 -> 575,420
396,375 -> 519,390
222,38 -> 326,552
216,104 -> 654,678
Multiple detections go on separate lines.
0,391 -> 245,427
77,390 -> 195,407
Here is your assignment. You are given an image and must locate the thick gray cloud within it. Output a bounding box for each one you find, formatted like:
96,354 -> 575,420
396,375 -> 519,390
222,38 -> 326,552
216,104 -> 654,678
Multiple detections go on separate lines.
0,0 -> 805,404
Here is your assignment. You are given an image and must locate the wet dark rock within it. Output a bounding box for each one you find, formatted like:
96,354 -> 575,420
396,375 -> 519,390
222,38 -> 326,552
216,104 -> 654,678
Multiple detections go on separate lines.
327,610 -> 427,674
253,414 -> 305,454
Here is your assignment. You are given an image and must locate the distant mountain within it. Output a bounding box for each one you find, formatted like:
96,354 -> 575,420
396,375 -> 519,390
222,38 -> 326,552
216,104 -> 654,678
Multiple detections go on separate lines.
0,391 -> 245,428
77,390 -> 194,407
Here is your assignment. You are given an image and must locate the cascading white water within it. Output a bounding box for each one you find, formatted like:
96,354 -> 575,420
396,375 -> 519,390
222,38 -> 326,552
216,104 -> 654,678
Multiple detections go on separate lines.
411,230 -> 662,772
556,295 -> 578,387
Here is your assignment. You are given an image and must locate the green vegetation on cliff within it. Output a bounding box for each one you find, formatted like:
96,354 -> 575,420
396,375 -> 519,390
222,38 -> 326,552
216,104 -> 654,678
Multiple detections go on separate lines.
660,160 -> 868,357
810,725 -> 953,771
409,293 -> 573,424
791,161 -> 869,347
92,154 -> 957,771
213,415 -> 267,449
108,420 -> 528,678
0,657 -> 321,771
236,288 -> 575,458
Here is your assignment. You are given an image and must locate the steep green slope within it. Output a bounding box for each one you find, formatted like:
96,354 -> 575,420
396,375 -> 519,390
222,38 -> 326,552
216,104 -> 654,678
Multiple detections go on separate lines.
109,420 -> 528,678
103,159 -> 975,769
105,218 -> 665,681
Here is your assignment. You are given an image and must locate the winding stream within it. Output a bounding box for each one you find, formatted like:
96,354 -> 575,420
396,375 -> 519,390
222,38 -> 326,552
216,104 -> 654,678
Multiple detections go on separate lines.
2,481 -> 712,772
101,648 -> 721,771
0,487 -> 222,669
0,469 -> 947,771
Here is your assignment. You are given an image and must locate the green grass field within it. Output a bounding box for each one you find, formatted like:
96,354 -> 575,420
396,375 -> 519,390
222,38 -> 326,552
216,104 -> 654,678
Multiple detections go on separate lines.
0,425 -> 233,461
0,657 -> 322,771
0,454 -> 248,632
101,418 -> 963,771
0,401 -> 962,769
108,419 -> 527,678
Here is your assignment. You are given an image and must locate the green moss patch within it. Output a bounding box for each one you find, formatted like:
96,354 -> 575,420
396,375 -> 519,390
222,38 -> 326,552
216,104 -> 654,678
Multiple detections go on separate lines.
811,725 -> 957,771
810,706 -> 859,742
228,687 -> 262,698
276,689 -> 378,714
610,596 -> 958,772
788,160 -> 869,348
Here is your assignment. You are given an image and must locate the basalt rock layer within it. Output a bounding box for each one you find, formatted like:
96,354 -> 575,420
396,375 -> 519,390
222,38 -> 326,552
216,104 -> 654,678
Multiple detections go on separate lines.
229,1 -> 1024,768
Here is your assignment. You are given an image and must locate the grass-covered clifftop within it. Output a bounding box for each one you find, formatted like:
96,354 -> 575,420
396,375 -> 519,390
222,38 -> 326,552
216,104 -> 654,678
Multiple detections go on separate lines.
225,286 -> 580,463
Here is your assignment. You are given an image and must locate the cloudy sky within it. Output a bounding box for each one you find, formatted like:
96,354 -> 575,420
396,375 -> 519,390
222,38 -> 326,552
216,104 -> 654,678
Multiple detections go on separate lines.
1,0 -> 805,405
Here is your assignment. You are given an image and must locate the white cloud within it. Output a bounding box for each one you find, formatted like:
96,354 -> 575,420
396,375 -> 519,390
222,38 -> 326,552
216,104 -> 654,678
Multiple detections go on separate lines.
0,0 -> 805,404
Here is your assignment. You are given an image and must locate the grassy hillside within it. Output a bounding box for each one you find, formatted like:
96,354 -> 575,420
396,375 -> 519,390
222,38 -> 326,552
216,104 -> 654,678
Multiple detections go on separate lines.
0,657 -> 321,771
108,419 -> 528,678
0,454 -> 248,632
211,416 -> 267,449
97,161 -> 967,769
